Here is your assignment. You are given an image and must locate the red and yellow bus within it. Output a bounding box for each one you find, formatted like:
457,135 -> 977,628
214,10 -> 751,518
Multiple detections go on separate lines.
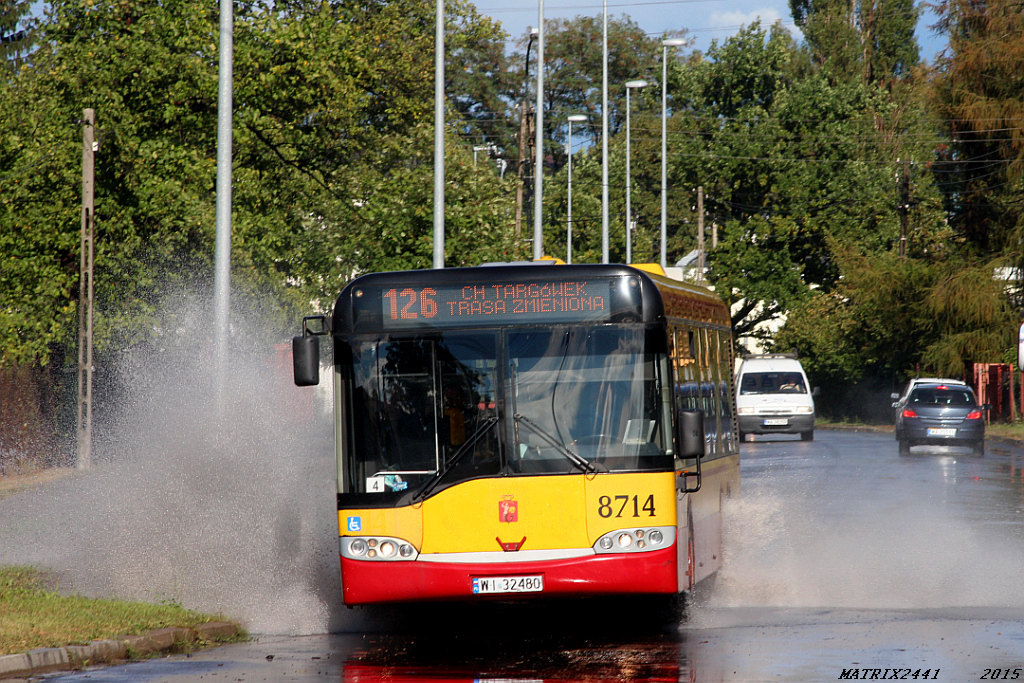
292,263 -> 739,607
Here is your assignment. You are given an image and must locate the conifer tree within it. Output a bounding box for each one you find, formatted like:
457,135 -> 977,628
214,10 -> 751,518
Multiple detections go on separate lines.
930,0 -> 1024,256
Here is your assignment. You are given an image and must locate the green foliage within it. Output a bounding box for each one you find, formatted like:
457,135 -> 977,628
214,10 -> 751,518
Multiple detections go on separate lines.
777,250 -> 1016,397
0,1 -> 1019,433
659,23 -> 934,338
0,0 -> 520,369
0,0 -> 33,72
512,14 -> 686,156
930,0 -> 1024,257
790,0 -> 919,84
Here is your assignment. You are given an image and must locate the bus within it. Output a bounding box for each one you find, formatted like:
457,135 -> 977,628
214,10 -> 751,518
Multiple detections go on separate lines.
292,263 -> 739,608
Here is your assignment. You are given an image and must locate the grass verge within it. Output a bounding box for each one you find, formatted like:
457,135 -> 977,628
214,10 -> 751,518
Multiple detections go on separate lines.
0,565 -> 239,656
817,417 -> 1024,444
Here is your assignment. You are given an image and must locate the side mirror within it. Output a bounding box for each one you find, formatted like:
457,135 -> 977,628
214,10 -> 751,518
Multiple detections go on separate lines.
812,386 -> 821,397
293,315 -> 328,387
292,334 -> 320,386
677,409 -> 705,460
890,392 -> 900,400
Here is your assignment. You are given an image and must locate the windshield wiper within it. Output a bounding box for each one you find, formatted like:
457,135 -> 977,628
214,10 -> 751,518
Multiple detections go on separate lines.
412,416 -> 499,503
513,413 -> 605,475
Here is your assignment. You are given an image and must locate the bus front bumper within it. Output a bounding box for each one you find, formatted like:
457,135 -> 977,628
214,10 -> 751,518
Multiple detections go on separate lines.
339,544 -> 678,605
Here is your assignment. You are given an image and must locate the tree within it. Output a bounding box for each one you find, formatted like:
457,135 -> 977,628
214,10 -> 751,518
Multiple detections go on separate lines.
0,0 -> 521,360
0,0 -> 33,73
790,0 -> 919,85
445,0 -> 518,158
660,21 -> 940,347
859,0 -> 919,83
929,0 -> 1024,259
790,0 -> 862,79
775,249 -> 1016,418
509,15 -> 687,164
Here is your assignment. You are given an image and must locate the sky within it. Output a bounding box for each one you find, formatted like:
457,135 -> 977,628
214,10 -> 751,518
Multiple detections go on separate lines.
473,0 -> 948,65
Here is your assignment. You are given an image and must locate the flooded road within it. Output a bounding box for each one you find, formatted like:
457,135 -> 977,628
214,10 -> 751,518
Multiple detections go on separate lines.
36,429 -> 1024,682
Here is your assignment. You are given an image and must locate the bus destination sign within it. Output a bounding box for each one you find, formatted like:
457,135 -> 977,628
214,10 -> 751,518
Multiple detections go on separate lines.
376,279 -> 614,328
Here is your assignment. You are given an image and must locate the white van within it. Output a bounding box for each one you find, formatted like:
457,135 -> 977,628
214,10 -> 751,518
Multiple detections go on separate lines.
736,354 -> 817,441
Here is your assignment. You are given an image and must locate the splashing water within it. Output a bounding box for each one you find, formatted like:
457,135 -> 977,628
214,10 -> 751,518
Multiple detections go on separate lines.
0,297 -> 364,635
707,454 -> 1024,611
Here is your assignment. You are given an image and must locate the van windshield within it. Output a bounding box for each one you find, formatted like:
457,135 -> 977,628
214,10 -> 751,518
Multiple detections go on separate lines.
740,371 -> 807,395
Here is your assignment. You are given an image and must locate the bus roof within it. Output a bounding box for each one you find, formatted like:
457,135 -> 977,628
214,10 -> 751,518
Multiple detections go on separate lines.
333,264 -> 729,334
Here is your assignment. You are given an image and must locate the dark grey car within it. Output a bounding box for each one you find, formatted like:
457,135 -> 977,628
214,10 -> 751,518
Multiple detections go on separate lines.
893,382 -> 988,455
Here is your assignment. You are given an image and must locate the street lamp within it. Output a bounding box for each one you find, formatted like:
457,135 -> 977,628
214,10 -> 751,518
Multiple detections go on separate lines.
601,0 -> 609,263
473,145 -> 489,165
533,1 -> 545,261
566,114 -> 588,264
625,79 -> 648,265
661,38 -> 687,270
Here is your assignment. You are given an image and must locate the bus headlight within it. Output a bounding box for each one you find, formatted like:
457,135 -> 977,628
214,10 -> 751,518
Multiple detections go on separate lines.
593,527 -> 675,554
341,536 -> 418,561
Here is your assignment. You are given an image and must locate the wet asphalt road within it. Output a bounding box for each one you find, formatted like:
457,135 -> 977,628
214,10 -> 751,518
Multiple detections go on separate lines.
35,429 -> 1024,682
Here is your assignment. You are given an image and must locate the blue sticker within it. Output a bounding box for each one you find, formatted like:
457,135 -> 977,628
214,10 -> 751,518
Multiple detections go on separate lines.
347,516 -> 362,532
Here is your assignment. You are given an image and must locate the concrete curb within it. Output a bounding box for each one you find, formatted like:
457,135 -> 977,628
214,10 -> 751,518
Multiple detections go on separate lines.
0,622 -> 241,680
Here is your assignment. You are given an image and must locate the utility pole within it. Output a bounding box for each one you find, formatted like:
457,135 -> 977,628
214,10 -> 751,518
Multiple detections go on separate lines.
515,28 -> 538,247
77,109 -> 95,471
898,159 -> 909,259
515,103 -> 530,242
697,186 -> 705,280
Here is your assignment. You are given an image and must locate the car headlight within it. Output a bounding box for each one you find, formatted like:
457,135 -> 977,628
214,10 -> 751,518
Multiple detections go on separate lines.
794,406 -> 814,414
738,407 -> 755,415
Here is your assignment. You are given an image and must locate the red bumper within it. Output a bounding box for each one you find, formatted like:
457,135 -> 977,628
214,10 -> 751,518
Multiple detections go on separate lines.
340,545 -> 678,605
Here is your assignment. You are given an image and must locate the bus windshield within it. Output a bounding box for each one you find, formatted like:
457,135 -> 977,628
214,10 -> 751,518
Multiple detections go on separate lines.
343,325 -> 672,497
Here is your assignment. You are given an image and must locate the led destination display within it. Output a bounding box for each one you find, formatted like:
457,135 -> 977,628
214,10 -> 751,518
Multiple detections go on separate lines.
374,279 -> 614,328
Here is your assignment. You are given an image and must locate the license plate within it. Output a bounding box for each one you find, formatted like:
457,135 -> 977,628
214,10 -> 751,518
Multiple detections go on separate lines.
763,418 -> 789,426
927,428 -> 956,437
472,575 -> 543,595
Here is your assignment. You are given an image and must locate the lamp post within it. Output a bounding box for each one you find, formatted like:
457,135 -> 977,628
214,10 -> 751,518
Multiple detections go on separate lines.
624,79 -> 648,265
601,0 -> 609,263
661,38 -> 686,270
533,0 -> 545,260
433,0 -> 444,269
566,114 -> 587,264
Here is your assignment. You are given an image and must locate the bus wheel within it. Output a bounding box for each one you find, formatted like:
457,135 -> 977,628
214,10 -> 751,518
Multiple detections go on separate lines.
800,430 -> 814,441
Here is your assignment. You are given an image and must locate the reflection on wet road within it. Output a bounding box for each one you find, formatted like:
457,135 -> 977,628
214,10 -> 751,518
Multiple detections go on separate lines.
45,430 -> 1024,682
